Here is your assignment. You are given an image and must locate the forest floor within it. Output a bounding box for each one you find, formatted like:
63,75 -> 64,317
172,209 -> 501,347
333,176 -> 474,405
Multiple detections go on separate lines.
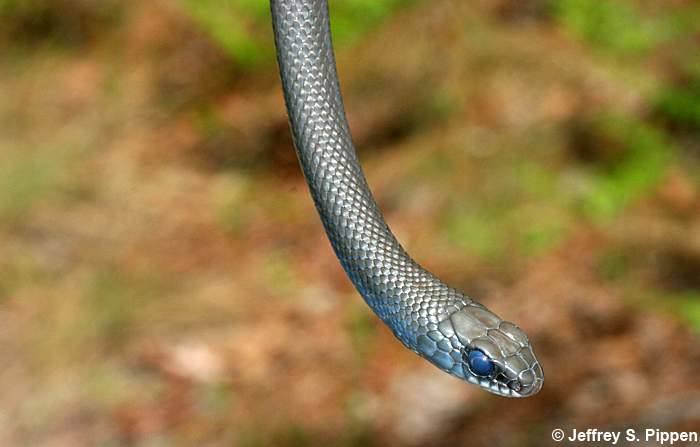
1,1 -> 699,446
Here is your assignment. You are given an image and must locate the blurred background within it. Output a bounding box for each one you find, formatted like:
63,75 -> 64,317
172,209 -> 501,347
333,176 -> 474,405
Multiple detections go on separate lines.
1,0 -> 699,446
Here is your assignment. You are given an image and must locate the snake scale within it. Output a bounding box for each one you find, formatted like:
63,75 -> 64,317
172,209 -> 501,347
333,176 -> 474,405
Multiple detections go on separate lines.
270,0 -> 543,397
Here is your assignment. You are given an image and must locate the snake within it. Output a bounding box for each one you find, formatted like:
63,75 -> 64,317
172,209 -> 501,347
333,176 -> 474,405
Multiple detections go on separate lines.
270,0 -> 543,397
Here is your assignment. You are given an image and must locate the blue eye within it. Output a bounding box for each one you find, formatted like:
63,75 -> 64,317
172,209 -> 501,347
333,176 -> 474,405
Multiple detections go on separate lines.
467,349 -> 495,377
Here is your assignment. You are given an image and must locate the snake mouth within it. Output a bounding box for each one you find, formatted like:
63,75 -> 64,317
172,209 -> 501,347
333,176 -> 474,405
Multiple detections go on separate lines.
520,377 -> 544,396
466,372 -> 543,398
507,370 -> 544,397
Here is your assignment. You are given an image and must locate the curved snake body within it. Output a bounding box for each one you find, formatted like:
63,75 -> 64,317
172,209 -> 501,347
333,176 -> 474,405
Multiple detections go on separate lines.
270,0 -> 543,397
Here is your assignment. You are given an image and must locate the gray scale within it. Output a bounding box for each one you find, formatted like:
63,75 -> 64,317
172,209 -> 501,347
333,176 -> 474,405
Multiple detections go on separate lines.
271,0 -> 543,397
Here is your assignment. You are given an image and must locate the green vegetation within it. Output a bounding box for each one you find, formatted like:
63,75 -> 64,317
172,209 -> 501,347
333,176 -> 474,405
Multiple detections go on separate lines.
635,288 -> 700,334
0,253 -> 46,301
214,175 -> 252,236
35,267 -> 165,363
655,68 -> 700,132
677,291 -> 700,332
445,210 -> 502,260
326,0 -> 408,45
579,118 -> 674,220
82,269 -> 151,348
596,250 -> 632,282
178,0 -> 408,68
345,305 -> 379,361
444,200 -> 569,263
552,0 -> 671,55
445,115 -> 675,262
179,0 -> 272,67
262,250 -> 299,297
0,148 -> 72,224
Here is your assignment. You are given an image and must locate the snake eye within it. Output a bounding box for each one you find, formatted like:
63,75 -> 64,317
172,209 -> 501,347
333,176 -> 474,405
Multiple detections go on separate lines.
465,349 -> 495,377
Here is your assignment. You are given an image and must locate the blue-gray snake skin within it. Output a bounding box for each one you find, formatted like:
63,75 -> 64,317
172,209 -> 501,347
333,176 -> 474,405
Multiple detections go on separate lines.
271,0 -> 543,397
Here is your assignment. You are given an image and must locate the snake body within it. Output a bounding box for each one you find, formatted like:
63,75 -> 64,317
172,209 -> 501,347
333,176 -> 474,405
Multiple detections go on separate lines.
271,0 -> 543,397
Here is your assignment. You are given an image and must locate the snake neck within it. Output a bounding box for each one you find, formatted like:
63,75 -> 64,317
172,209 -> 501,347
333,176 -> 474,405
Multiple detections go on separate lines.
271,0 -> 469,346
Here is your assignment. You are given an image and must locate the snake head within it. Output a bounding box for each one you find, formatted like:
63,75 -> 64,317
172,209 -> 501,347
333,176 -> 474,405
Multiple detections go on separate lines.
415,303 -> 543,397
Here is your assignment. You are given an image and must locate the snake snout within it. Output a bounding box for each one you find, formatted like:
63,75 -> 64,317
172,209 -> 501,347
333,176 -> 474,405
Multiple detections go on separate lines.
516,372 -> 544,396
429,305 -> 544,397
